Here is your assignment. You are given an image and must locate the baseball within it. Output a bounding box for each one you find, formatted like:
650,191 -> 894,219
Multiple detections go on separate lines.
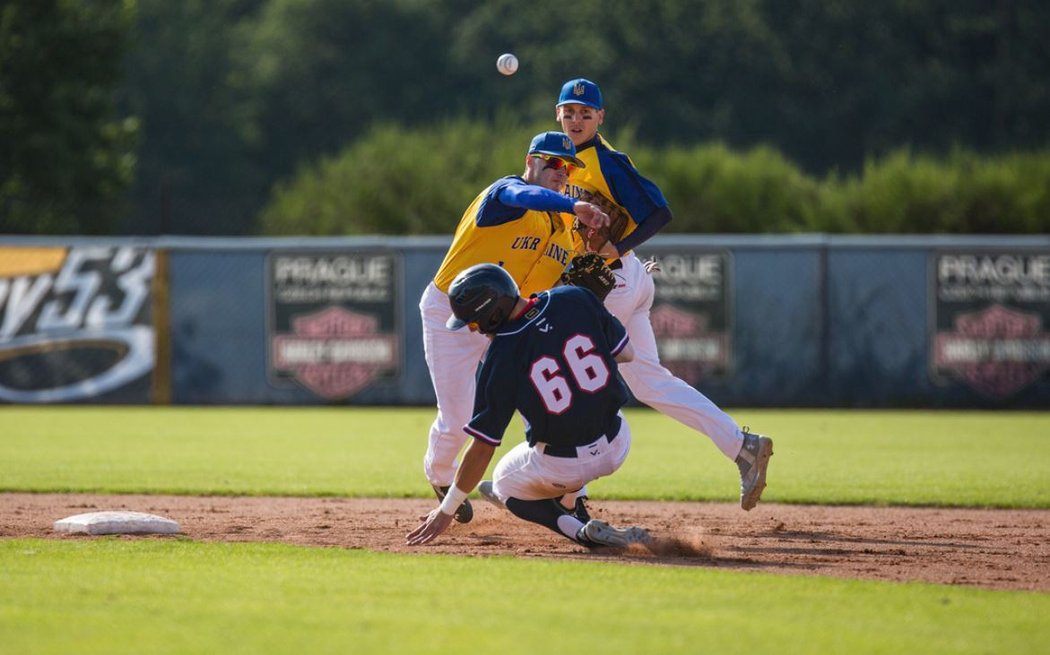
497,53 -> 518,76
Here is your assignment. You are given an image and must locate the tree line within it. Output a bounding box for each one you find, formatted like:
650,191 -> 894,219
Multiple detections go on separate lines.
2,0 -> 1048,236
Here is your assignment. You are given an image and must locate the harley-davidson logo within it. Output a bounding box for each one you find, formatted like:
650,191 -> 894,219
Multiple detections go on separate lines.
933,303 -> 1050,398
272,306 -> 397,399
650,303 -> 728,382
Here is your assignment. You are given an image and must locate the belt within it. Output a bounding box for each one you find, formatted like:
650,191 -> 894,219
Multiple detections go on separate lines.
542,430 -> 618,458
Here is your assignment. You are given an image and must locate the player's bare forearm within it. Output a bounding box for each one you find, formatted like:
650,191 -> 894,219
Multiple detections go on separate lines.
453,439 -> 496,495
405,440 -> 495,546
594,239 -> 619,259
615,341 -> 635,363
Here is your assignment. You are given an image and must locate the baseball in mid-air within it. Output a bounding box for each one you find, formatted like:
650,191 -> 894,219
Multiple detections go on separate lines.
497,53 -> 519,76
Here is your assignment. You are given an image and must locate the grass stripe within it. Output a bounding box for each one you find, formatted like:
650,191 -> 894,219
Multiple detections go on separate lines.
1,538 -> 1046,655
1,407 -> 1047,507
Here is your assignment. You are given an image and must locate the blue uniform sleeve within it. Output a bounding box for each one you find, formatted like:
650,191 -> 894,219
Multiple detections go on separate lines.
463,341 -> 519,446
607,314 -> 630,357
496,179 -> 576,213
615,206 -> 671,254
600,150 -> 668,226
475,177 -> 574,227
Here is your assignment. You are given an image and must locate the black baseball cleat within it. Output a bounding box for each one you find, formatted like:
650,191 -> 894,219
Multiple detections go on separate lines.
432,485 -> 474,524
556,494 -> 591,522
571,496 -> 591,523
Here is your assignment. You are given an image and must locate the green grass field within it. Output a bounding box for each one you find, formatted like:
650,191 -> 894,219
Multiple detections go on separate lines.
3,539 -> 1046,655
1,406 -> 1048,654
1,406 -> 1047,506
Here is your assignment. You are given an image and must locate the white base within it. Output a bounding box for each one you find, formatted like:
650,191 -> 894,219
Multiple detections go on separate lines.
53,511 -> 180,535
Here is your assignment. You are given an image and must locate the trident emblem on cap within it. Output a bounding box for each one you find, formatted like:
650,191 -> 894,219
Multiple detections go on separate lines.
563,137 -> 572,150
573,82 -> 586,97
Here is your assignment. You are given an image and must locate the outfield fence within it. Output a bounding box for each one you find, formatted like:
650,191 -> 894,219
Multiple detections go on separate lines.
0,234 -> 1047,408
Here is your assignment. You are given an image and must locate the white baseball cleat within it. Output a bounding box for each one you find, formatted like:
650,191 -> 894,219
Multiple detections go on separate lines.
477,480 -> 505,510
736,430 -> 774,511
576,519 -> 652,548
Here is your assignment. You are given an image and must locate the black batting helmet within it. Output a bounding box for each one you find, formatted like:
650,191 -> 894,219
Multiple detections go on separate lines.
445,264 -> 520,334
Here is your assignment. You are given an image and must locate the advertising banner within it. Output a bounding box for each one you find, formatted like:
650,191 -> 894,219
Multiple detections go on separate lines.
0,246 -> 155,403
267,251 -> 401,400
641,250 -> 733,386
930,251 -> 1050,398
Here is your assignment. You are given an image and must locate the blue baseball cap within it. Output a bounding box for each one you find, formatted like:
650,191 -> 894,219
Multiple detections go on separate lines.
556,78 -> 603,110
527,131 -> 586,168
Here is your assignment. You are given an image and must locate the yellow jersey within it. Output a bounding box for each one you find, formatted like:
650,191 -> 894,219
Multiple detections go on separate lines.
563,135 -> 668,255
434,176 -> 576,297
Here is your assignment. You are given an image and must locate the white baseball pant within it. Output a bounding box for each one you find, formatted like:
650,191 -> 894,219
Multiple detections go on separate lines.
420,281 -> 491,487
489,415 -> 631,503
605,251 -> 744,460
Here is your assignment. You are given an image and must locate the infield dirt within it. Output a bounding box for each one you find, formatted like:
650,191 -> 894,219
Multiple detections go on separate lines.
2,493 -> 1047,592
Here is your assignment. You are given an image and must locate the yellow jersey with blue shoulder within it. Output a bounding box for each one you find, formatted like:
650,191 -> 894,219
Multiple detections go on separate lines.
434,176 -> 575,297
564,135 -> 670,256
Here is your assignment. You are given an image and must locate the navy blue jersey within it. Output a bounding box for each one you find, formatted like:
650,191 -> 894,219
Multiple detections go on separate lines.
463,286 -> 630,449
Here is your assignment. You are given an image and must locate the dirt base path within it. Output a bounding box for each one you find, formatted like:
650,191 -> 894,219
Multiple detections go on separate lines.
2,493 -> 1048,592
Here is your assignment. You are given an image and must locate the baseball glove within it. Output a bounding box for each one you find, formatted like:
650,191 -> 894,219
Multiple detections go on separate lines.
573,190 -> 630,253
560,253 -> 616,301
